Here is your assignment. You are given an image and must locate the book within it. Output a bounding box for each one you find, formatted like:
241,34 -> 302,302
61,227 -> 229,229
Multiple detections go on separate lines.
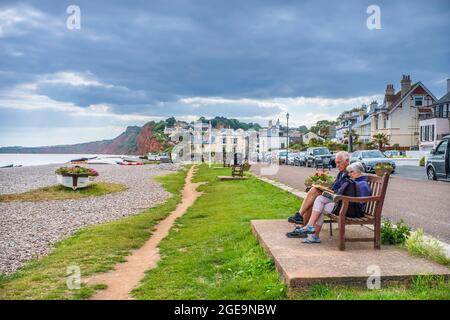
312,184 -> 333,193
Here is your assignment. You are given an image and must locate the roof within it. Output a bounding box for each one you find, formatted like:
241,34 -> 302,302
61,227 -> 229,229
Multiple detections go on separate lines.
388,81 -> 437,114
434,92 -> 450,105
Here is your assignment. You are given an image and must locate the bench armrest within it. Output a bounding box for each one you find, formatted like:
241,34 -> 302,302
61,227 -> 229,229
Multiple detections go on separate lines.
332,195 -> 381,203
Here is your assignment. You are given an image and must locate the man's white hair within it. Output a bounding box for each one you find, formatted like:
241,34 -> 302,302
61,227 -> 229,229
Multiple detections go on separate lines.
335,151 -> 350,161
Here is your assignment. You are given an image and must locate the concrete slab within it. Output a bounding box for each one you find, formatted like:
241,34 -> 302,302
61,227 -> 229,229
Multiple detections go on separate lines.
217,176 -> 249,181
251,220 -> 450,291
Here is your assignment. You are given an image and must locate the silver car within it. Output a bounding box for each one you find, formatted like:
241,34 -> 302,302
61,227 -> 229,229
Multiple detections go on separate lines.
350,150 -> 396,173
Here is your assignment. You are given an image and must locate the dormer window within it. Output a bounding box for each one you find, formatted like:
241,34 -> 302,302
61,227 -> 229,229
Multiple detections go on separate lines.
414,96 -> 423,106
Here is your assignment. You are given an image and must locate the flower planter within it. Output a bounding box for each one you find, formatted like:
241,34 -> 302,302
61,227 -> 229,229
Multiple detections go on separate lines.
374,168 -> 392,177
56,174 -> 95,190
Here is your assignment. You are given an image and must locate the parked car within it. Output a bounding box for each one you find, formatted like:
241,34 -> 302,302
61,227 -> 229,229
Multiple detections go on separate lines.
384,150 -> 401,158
158,153 -> 171,163
305,147 -> 332,169
147,153 -> 160,161
426,135 -> 450,181
350,150 -> 396,173
294,151 -> 307,166
287,153 -> 297,165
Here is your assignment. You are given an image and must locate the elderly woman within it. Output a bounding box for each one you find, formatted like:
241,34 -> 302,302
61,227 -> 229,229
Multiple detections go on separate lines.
292,162 -> 371,244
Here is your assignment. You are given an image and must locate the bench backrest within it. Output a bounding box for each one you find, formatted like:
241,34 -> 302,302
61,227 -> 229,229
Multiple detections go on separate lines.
364,173 -> 390,217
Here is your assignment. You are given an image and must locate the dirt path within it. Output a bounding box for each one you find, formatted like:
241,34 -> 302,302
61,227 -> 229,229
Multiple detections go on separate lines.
85,165 -> 202,300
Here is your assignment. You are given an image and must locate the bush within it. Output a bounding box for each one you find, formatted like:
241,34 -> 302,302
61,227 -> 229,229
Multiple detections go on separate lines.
381,218 -> 411,245
405,229 -> 450,267
419,156 -> 425,167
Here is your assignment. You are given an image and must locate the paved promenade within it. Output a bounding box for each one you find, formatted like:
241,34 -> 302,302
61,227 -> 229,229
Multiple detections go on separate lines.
251,164 -> 450,243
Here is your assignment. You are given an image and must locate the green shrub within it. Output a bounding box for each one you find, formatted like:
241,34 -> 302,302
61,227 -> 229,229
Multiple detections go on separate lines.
405,229 -> 450,267
381,218 -> 411,245
419,156 -> 425,167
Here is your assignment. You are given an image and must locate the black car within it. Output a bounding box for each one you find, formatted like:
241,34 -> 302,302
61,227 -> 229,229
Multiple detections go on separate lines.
350,150 -> 396,173
305,147 -> 332,169
426,135 -> 450,181
294,151 -> 307,166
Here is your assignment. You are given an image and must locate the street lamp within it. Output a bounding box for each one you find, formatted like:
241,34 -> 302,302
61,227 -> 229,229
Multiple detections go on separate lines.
286,112 -> 290,165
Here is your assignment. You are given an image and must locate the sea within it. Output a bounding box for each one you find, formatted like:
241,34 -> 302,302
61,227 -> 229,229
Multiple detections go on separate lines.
0,154 -> 121,167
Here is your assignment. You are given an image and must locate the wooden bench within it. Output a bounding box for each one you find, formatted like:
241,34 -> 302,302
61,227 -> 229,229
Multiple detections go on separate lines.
231,164 -> 244,177
325,173 -> 390,251
223,161 -> 231,168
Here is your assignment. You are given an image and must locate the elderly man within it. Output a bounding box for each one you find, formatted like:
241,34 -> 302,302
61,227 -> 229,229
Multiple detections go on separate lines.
286,151 -> 350,238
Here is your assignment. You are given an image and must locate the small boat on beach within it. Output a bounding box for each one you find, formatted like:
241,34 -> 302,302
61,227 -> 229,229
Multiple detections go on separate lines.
0,164 -> 23,168
87,158 -> 121,165
70,156 -> 97,164
118,161 -> 144,165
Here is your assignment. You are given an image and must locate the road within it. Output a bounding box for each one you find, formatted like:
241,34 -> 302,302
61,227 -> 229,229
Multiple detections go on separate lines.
251,163 -> 450,243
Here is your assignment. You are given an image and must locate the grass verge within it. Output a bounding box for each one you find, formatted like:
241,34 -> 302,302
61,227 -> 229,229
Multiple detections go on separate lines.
132,164 -> 449,300
0,167 -> 188,300
0,182 -> 127,202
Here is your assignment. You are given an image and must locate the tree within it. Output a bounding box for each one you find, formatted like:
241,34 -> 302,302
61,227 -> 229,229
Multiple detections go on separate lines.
371,133 -> 390,150
165,117 -> 176,127
298,125 -> 309,134
343,129 -> 358,141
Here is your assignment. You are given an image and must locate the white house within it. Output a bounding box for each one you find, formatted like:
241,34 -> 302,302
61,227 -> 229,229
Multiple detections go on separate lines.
419,79 -> 450,151
370,75 -> 436,148
302,132 -> 325,144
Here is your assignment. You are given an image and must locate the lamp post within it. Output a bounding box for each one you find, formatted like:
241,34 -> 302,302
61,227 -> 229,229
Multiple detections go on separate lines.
286,113 -> 290,165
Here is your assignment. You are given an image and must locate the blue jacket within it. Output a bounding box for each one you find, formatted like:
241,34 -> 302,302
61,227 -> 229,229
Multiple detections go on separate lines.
354,175 -> 372,197
331,170 -> 349,192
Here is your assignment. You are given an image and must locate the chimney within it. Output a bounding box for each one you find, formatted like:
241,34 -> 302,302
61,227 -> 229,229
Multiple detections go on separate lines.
447,78 -> 450,94
370,100 -> 378,111
384,84 -> 395,107
268,120 -> 273,127
401,74 -> 412,97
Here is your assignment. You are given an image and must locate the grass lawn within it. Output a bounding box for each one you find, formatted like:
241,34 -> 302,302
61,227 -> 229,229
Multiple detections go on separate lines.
132,164 -> 449,300
0,182 -> 127,202
0,167 -> 188,300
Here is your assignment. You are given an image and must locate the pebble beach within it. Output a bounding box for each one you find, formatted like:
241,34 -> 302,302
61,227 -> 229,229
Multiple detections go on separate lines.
0,163 -> 181,275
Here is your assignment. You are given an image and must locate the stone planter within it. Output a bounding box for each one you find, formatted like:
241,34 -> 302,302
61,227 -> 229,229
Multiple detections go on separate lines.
56,174 -> 95,190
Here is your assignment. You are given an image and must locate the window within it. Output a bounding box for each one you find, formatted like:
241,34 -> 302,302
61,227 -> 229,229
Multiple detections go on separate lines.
281,143 -> 285,149
233,138 -> 238,144
436,140 -> 447,155
421,125 -> 434,142
414,96 -> 423,106
222,138 -> 226,144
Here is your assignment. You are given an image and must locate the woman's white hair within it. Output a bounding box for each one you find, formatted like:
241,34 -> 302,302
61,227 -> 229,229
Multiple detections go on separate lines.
347,162 -> 365,174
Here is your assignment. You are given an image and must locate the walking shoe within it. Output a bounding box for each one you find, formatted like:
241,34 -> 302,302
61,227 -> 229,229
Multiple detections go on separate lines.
298,225 -> 315,235
287,212 -> 304,224
302,235 -> 321,244
286,227 -> 308,238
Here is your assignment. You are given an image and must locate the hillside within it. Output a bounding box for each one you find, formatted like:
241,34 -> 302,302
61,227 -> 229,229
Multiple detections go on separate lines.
0,117 -> 261,155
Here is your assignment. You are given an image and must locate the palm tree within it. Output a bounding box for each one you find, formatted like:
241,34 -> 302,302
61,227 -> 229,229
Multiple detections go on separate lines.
371,133 -> 390,150
343,129 -> 358,141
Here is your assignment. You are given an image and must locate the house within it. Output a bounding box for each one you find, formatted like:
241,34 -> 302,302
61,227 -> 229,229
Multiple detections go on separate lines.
335,107 -> 365,143
257,119 -> 286,152
353,103 -> 375,143
302,132 -> 325,144
318,125 -> 336,140
370,75 -> 437,148
419,79 -> 450,151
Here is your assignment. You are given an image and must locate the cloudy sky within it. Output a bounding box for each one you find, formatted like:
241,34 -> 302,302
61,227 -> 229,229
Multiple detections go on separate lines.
0,0 -> 449,147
